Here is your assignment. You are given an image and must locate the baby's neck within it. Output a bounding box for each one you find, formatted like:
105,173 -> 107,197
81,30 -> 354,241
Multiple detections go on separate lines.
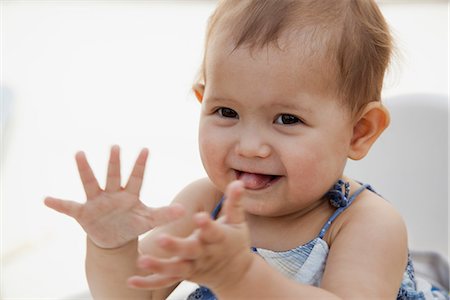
246,196 -> 333,251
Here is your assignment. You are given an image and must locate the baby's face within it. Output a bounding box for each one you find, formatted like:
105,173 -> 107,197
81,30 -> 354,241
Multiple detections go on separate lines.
198,33 -> 355,217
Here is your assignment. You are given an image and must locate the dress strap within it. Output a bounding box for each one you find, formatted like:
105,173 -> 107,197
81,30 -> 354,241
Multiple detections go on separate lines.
318,183 -> 371,239
211,196 -> 225,220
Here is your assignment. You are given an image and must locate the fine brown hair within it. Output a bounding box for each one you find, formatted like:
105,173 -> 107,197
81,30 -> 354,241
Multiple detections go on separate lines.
196,0 -> 393,116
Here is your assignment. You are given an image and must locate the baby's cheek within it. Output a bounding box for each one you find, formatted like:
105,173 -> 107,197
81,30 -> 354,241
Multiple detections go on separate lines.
288,150 -> 334,195
199,136 -> 225,179
199,132 -> 218,157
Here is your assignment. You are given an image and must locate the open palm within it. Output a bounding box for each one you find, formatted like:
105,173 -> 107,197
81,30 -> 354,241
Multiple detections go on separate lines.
44,146 -> 184,249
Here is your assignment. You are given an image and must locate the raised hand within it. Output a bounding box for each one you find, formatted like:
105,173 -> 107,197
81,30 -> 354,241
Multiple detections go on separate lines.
44,146 -> 185,249
127,180 -> 254,291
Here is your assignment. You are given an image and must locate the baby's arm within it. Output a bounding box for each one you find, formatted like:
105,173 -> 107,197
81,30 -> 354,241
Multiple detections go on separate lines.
45,146 -> 204,299
318,193 -> 408,298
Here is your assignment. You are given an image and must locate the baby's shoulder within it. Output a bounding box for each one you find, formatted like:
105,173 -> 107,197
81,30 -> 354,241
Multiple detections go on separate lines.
327,186 -> 407,246
172,177 -> 223,214
351,187 -> 405,222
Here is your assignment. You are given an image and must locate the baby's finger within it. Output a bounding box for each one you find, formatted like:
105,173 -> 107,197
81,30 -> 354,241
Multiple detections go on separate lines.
125,148 -> 149,195
44,197 -> 83,219
146,203 -> 186,227
195,212 -> 225,244
105,145 -> 121,192
75,151 -> 102,199
136,255 -> 193,279
156,233 -> 201,260
223,180 -> 245,224
128,273 -> 182,290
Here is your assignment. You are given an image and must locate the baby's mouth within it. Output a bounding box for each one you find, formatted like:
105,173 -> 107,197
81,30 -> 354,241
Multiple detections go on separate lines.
235,170 -> 281,190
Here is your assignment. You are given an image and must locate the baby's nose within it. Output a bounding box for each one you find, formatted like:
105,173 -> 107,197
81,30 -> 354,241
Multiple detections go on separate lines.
234,130 -> 271,158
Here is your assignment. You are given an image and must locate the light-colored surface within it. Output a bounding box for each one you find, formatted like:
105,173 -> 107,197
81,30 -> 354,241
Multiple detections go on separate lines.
1,1 -> 448,299
167,281 -> 198,300
346,94 -> 448,257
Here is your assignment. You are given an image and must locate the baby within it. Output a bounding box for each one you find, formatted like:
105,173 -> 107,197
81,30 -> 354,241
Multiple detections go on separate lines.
45,0 -> 448,299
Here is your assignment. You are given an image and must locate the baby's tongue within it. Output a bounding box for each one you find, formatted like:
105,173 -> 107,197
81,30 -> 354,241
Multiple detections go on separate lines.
238,172 -> 272,190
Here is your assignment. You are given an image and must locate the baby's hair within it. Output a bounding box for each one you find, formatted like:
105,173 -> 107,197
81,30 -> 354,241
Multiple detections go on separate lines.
196,0 -> 393,116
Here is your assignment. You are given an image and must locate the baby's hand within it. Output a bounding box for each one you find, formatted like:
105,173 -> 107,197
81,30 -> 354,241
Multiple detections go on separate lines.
44,146 -> 185,249
127,181 -> 254,292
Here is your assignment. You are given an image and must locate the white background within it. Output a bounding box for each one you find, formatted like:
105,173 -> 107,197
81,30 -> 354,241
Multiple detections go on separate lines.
1,1 -> 448,299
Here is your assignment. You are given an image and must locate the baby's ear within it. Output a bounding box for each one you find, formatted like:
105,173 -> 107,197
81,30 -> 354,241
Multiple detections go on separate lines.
192,83 -> 205,103
348,102 -> 390,160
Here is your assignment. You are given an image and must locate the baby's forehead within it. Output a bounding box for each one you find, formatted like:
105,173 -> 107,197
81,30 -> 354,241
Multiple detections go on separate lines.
205,28 -> 339,86
204,34 -> 340,106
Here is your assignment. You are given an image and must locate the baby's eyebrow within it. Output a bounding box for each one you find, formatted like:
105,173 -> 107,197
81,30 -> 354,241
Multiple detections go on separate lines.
269,102 -> 313,114
204,96 -> 238,106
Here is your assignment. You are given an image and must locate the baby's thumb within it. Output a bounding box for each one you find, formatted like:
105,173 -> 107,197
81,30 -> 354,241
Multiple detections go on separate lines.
44,197 -> 82,219
223,180 -> 245,225
146,203 -> 186,227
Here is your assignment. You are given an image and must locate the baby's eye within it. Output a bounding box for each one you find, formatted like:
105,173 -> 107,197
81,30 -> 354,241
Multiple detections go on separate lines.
216,107 -> 239,119
274,114 -> 303,125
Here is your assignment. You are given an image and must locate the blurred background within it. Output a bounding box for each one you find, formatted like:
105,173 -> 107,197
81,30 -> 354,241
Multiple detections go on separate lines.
1,0 -> 448,299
